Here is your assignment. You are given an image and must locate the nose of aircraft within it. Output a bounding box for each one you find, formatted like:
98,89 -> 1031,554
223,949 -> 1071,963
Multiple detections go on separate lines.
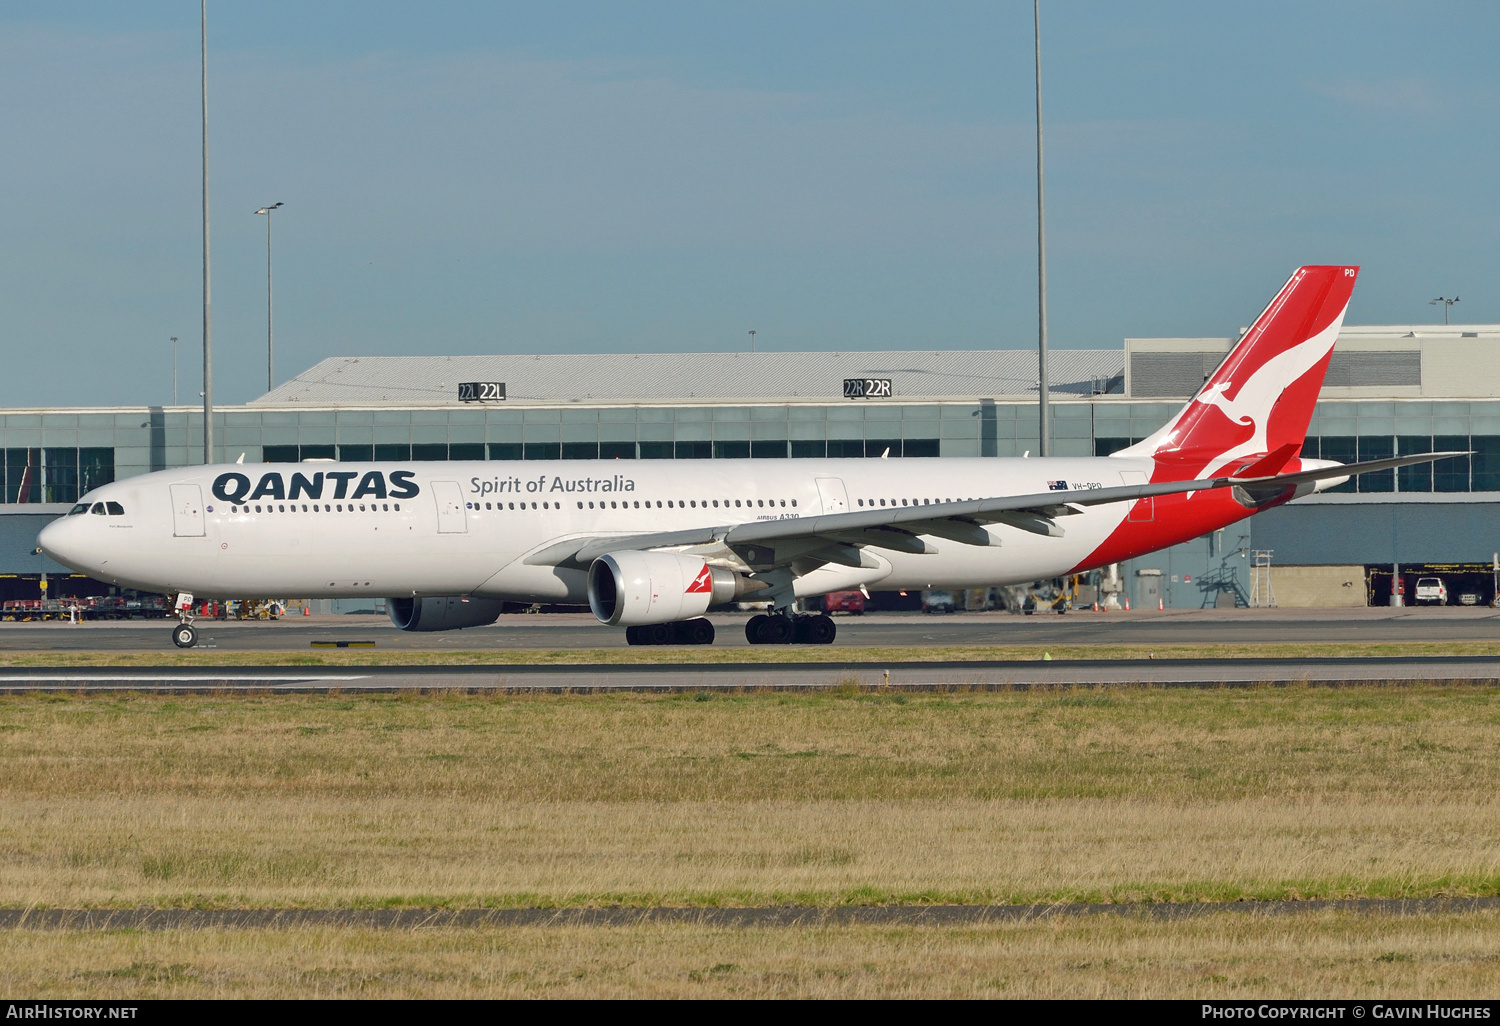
37,515 -> 93,573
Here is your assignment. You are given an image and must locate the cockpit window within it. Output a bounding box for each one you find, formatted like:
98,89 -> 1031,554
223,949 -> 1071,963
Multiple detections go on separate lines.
69,504 -> 89,515
90,503 -> 107,515
106,502 -> 125,516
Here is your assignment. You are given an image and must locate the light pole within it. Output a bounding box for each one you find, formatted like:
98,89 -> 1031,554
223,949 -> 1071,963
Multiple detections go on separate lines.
170,337 -> 178,405
255,202 -> 284,391
1430,296 -> 1460,325
201,0 -> 213,465
1033,0 -> 1050,458
749,329 -> 756,353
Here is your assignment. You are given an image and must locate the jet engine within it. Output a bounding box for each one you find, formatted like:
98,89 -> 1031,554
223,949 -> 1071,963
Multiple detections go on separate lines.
588,550 -> 761,626
387,595 -> 505,632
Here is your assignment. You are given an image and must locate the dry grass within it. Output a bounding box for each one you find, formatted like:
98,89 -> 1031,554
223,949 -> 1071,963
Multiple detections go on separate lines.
5,912 -> 1500,998
2,640 -> 1500,666
3,687 -> 1500,908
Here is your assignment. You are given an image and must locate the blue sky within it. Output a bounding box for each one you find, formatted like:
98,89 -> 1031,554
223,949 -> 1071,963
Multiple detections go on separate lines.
2,1 -> 1496,406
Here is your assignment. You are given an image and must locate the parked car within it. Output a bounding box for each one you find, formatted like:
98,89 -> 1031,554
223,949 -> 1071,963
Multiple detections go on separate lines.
921,589 -> 957,614
823,590 -> 866,616
1414,577 -> 1448,605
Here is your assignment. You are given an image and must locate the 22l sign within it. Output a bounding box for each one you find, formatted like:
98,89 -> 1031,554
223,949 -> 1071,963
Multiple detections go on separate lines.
458,382 -> 506,402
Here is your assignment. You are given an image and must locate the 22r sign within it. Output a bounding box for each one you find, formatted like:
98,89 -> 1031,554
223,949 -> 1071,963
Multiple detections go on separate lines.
844,378 -> 893,399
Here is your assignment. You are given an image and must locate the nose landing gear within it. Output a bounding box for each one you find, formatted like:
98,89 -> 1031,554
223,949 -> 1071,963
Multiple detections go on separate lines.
170,592 -> 199,648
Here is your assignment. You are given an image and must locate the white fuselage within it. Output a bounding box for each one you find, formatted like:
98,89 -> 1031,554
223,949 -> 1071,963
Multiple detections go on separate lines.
40,456 -> 1176,601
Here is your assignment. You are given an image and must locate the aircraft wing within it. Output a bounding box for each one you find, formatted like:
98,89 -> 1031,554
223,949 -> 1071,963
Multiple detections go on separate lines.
522,451 -> 1464,570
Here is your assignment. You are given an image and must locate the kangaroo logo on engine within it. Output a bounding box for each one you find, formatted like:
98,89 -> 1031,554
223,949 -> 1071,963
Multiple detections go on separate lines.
212,470 -> 421,504
686,564 -> 713,594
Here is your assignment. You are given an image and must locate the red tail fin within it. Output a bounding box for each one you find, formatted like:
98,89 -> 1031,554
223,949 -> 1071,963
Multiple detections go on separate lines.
1118,265 -> 1358,478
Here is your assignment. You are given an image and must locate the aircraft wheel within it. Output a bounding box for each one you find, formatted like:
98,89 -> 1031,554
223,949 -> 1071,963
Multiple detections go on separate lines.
678,618 -> 715,645
171,623 -> 198,649
805,614 -> 837,645
745,614 -> 769,644
760,614 -> 795,645
645,622 -> 674,646
625,625 -> 642,646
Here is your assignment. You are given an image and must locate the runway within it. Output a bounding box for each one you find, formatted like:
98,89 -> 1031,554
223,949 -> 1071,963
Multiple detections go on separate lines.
1,654 -> 1497,692
4,606 -> 1500,653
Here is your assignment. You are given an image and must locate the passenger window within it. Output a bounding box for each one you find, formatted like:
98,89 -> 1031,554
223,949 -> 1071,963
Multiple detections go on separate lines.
394,504 -> 401,511
279,504 -> 287,512
791,499 -> 797,507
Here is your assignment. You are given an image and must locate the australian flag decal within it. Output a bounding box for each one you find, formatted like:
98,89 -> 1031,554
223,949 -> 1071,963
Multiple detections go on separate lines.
1046,480 -> 1069,491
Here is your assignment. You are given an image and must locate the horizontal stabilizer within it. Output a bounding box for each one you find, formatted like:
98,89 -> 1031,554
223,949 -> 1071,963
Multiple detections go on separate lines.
1231,443 -> 1300,479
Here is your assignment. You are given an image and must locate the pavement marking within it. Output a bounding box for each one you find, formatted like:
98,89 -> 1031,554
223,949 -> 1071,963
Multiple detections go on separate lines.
0,674 -> 372,683
4,898 -> 1498,931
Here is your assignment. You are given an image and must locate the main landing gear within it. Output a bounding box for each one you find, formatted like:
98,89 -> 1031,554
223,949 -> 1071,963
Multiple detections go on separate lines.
745,613 -> 836,645
625,618 -> 716,646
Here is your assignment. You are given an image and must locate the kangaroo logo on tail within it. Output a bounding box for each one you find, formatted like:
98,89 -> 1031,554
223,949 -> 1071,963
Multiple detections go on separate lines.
1190,318 -> 1344,478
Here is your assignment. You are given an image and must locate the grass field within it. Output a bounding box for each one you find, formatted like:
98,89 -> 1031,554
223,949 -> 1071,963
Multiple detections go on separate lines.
2,639 -> 1500,666
6,913 -> 1500,998
4,684 -> 1500,996
3,686 -> 1500,908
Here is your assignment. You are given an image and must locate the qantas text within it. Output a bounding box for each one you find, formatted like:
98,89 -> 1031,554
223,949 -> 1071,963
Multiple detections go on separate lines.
212,470 -> 420,504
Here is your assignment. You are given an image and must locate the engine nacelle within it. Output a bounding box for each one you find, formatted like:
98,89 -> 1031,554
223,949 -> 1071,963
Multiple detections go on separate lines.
588,550 -> 759,626
387,595 -> 505,632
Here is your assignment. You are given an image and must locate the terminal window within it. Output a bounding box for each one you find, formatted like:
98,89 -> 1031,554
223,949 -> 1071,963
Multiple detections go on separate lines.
2,447 -> 113,504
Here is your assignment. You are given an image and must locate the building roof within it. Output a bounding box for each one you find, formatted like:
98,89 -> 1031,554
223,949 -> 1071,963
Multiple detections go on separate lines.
254,350 -> 1127,406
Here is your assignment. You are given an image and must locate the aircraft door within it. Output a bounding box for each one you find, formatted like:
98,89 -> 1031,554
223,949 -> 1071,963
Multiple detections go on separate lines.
1119,470 -> 1155,522
815,477 -> 849,514
432,480 -> 468,533
169,484 -> 205,537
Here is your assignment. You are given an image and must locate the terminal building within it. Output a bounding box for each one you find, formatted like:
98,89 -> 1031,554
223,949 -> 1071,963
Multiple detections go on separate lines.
4,322 -> 1500,610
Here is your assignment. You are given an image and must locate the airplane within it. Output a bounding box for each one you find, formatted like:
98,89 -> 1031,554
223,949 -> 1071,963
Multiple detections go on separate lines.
39,265 -> 1459,648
